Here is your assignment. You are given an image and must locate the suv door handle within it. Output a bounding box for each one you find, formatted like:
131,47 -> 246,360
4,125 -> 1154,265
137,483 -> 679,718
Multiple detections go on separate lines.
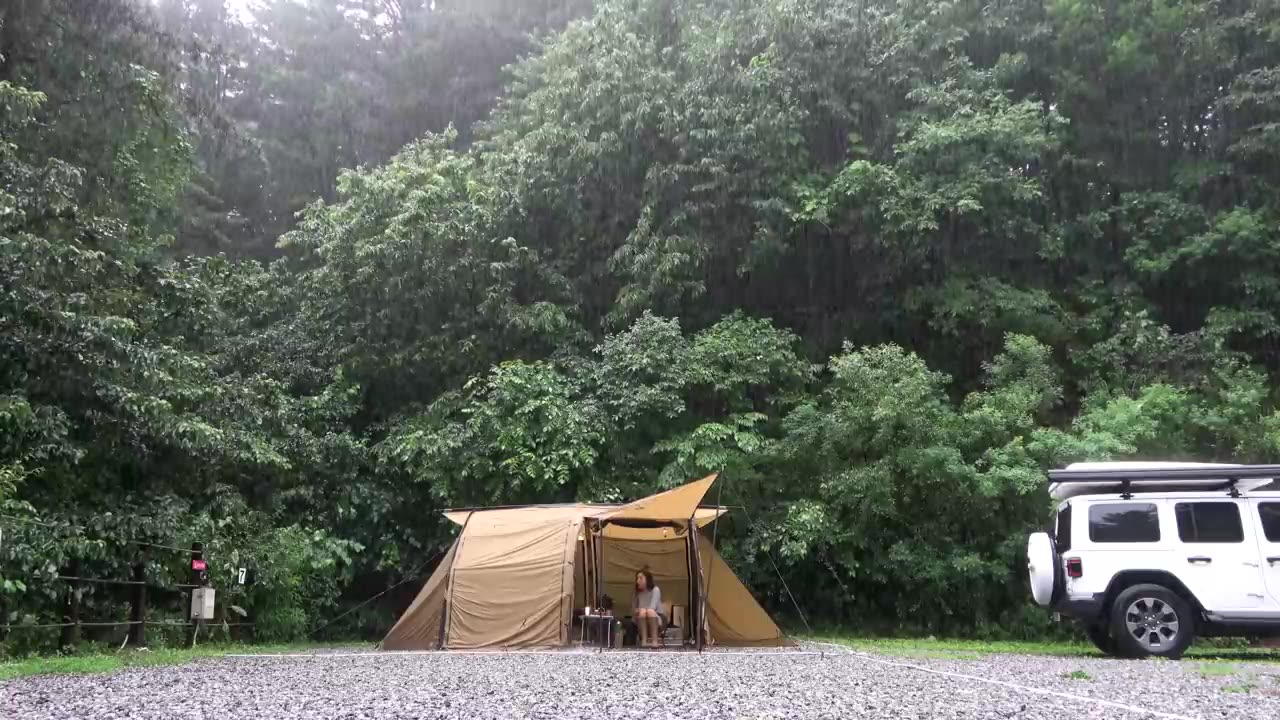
1187,556 -> 1212,564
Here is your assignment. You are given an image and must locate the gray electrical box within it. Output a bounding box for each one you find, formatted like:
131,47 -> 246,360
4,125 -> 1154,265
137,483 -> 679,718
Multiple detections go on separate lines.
191,587 -> 216,620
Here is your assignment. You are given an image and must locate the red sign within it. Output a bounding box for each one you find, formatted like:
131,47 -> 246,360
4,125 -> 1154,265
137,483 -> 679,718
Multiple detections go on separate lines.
192,559 -> 207,571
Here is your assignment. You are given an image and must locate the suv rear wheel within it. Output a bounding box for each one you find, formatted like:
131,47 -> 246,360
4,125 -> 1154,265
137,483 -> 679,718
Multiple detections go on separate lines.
1108,584 -> 1194,659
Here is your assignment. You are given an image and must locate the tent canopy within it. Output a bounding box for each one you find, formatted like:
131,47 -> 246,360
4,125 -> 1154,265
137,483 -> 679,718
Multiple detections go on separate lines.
442,505 -> 727,532
440,474 -> 725,529
381,474 -> 790,650
606,473 -> 718,523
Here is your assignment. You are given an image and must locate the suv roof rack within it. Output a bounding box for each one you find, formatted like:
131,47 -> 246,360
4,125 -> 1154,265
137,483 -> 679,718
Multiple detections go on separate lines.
1048,463 -> 1280,500
1048,464 -> 1280,483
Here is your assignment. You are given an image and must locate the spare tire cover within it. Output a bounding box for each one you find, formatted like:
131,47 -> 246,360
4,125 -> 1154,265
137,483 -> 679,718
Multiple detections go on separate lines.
1027,532 -> 1057,607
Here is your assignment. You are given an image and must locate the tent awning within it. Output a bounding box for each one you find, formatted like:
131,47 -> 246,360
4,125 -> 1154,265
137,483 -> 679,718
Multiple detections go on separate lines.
604,473 -> 718,523
441,476 -> 724,527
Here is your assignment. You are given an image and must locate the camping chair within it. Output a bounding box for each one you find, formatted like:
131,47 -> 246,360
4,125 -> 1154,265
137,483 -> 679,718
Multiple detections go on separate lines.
621,604 -> 678,647
625,602 -> 684,647
661,602 -> 686,646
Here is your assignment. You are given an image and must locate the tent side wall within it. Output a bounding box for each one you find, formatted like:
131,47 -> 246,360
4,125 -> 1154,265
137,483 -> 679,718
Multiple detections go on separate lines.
379,537 -> 459,651
446,516 -> 582,648
699,535 -> 792,647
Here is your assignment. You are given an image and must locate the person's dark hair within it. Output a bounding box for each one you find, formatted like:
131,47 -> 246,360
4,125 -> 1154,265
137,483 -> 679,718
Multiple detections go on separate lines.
635,569 -> 656,592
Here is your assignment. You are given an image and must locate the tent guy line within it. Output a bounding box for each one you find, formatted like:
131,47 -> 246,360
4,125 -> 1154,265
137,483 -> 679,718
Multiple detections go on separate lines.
805,643 -> 1199,720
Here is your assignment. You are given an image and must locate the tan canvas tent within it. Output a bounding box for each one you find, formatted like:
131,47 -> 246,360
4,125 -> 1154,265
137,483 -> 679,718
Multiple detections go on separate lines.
381,474 -> 790,650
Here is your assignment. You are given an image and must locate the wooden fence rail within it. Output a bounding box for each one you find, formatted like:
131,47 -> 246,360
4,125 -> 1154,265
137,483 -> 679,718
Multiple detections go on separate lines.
3,567 -> 252,649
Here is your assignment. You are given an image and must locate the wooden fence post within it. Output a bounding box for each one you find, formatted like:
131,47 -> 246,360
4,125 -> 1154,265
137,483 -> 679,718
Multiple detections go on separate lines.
128,560 -> 146,647
183,590 -> 196,649
184,542 -> 203,648
60,559 -> 80,650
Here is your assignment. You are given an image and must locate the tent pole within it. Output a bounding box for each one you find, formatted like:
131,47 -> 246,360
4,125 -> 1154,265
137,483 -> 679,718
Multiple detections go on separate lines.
593,521 -> 604,616
558,519 -> 577,646
442,511 -> 474,649
583,533 -> 592,611
684,524 -> 694,646
689,514 -> 706,652
697,471 -> 724,651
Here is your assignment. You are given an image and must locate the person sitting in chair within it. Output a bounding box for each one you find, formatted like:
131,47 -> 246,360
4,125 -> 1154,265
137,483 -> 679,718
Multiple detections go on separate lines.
633,569 -> 663,648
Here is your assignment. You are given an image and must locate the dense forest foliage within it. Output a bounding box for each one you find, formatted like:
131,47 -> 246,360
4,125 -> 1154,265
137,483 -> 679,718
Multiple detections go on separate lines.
4,0 -> 1280,649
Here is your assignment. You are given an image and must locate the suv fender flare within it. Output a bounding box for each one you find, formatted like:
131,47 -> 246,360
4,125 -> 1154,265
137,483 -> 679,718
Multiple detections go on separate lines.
1103,570 -> 1206,621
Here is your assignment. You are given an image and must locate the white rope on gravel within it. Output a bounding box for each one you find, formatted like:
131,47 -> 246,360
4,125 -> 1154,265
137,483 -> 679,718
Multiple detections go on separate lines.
806,642 -> 1200,720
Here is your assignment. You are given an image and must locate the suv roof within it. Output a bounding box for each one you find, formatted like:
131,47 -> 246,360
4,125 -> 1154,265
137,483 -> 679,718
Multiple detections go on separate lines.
1048,461 -> 1280,501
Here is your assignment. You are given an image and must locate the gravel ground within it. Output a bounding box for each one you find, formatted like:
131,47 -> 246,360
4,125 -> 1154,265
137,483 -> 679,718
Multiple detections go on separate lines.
3,644 -> 1276,719
864,647 -> 1280,720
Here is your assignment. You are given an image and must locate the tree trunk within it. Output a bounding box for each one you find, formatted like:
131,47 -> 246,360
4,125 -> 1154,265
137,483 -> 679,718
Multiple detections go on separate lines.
128,560 -> 146,647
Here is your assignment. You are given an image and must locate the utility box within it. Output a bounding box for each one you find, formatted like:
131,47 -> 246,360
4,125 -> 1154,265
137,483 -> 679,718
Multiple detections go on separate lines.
191,587 -> 216,621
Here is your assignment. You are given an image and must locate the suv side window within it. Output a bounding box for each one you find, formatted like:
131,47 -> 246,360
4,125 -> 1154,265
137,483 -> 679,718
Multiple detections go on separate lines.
1088,502 -> 1160,543
1175,502 -> 1244,543
1056,504 -> 1072,552
1259,502 -> 1280,542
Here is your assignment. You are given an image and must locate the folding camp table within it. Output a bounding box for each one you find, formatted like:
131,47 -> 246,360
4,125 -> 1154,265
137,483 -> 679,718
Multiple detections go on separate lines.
580,612 -> 616,648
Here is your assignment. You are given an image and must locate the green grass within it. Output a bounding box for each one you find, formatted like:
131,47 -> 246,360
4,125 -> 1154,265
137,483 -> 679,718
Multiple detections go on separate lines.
0,642 -> 370,681
1187,646 -> 1280,664
1063,669 -> 1092,680
1222,682 -> 1256,694
810,636 -> 1095,659
1196,663 -> 1241,678
809,636 -> 1280,663
0,655 -> 121,679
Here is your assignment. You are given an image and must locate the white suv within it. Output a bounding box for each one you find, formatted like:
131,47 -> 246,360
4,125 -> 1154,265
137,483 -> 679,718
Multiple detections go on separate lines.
1027,462 -> 1280,658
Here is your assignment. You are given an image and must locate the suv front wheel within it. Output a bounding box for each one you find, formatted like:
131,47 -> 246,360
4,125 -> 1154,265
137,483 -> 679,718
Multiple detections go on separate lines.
1083,624 -> 1115,655
1109,584 -> 1194,659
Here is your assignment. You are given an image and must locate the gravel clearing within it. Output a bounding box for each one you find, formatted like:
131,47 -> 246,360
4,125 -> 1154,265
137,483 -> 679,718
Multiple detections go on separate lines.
856,646 -> 1280,720
4,644 -> 1276,719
